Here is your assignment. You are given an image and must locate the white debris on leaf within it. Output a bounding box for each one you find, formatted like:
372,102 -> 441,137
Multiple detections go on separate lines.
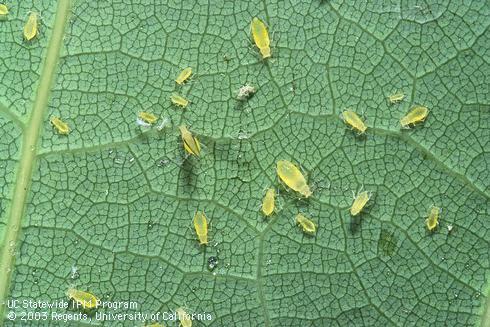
136,117 -> 152,128
237,84 -> 256,101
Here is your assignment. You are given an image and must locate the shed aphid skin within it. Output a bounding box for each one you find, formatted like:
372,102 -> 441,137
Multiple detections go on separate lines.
193,211 -> 208,245
176,307 -> 192,327
136,117 -> 152,128
179,125 -> 201,156
138,112 -> 158,125
23,12 -> 39,41
251,17 -> 271,59
388,92 -> 405,104
261,188 -> 275,217
426,206 -> 441,232
176,67 -> 192,85
171,94 -> 189,108
0,4 -> 8,16
66,288 -> 99,309
350,190 -> 371,216
276,160 -> 312,198
50,116 -> 70,135
340,110 -> 367,134
400,105 -> 429,128
295,213 -> 317,235
237,84 -> 256,101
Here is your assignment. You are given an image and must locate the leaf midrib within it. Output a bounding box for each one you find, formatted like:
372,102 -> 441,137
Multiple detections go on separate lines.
0,0 -> 71,321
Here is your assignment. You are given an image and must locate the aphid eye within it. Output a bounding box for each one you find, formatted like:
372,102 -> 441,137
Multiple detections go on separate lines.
251,17 -> 271,59
176,67 -> 192,85
23,12 -> 39,41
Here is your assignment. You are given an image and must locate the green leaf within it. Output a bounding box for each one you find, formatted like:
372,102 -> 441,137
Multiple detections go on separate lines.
0,0 -> 489,326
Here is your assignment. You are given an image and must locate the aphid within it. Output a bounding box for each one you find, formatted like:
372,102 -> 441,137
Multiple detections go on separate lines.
295,213 -> 317,235
340,110 -> 367,134
261,188 -> 275,216
175,67 -> 192,85
350,190 -> 371,216
138,112 -> 158,125
179,125 -> 201,156
23,12 -> 39,41
50,116 -> 70,135
176,307 -> 192,327
236,84 -> 256,101
66,288 -> 98,309
0,4 -> 8,16
400,106 -> 429,128
250,17 -> 271,59
426,206 -> 441,232
171,94 -> 189,108
193,211 -> 208,245
276,160 -> 312,197
388,92 -> 405,104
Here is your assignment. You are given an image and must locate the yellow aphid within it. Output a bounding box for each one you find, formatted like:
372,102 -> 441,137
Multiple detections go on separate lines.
66,288 -> 98,309
0,4 -> 8,16
426,206 -> 441,232
350,191 -> 370,216
50,116 -> 70,135
388,92 -> 405,104
340,110 -> 367,134
295,213 -> 317,235
261,188 -> 275,216
276,160 -> 312,198
400,106 -> 429,128
251,17 -> 271,59
179,125 -> 201,156
171,94 -> 189,108
138,112 -> 158,125
176,67 -> 192,85
23,12 -> 39,41
176,307 -> 192,327
193,211 -> 208,245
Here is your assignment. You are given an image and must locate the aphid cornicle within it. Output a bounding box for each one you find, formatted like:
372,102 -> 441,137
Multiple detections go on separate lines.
23,12 -> 39,41
171,94 -> 189,108
176,67 -> 192,85
193,211 -> 208,245
426,206 -> 440,232
340,110 -> 367,134
350,190 -> 370,216
176,307 -> 192,327
179,125 -> 201,156
261,188 -> 275,216
400,106 -> 429,128
66,288 -> 98,309
0,4 -> 8,16
251,17 -> 271,59
296,213 -> 317,235
50,116 -> 70,135
388,92 -> 405,104
138,112 -> 158,125
276,160 -> 312,197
